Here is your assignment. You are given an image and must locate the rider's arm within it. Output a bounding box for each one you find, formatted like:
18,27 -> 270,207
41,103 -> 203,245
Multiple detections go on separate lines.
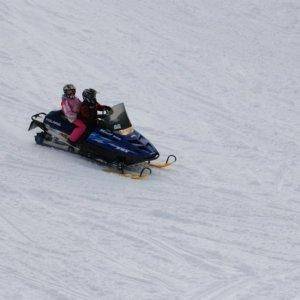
96,103 -> 111,111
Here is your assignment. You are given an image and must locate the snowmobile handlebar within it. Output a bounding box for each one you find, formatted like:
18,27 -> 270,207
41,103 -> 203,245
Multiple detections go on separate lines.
97,109 -> 113,119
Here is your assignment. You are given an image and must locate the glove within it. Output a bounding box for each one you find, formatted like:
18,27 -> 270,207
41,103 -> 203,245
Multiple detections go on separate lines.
103,106 -> 113,115
103,106 -> 112,112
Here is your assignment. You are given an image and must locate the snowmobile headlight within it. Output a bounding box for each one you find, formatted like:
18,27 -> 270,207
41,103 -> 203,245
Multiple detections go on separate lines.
118,126 -> 134,136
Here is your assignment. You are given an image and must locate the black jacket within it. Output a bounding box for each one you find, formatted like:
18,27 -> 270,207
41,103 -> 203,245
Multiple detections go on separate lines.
79,101 -> 110,127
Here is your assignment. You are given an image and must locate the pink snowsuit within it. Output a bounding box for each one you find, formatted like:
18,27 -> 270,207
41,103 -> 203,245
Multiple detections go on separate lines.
61,96 -> 86,142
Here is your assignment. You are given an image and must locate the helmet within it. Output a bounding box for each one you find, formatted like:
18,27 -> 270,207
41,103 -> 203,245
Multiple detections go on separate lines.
82,88 -> 97,105
63,84 -> 76,98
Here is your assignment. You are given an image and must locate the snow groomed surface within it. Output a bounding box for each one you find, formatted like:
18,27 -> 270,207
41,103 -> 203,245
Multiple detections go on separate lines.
0,1 -> 299,299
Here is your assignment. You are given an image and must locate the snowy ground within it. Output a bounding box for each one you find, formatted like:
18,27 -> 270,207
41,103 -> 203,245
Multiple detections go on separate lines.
0,0 -> 299,299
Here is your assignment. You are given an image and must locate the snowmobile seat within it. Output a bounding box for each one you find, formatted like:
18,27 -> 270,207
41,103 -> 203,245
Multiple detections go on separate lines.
44,110 -> 75,134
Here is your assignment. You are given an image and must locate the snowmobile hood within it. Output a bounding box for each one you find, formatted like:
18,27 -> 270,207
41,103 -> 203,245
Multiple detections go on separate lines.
86,128 -> 159,163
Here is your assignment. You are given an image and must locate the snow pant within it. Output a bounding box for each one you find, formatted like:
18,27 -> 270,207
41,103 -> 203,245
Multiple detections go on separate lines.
69,119 -> 87,142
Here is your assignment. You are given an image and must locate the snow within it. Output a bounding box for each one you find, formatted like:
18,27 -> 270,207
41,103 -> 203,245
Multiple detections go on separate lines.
0,0 -> 299,299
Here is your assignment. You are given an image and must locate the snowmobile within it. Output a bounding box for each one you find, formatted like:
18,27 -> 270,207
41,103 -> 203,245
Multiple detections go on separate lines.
28,103 -> 176,179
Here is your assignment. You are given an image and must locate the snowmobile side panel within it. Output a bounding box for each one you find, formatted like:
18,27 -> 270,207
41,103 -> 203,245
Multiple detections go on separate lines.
44,110 -> 74,135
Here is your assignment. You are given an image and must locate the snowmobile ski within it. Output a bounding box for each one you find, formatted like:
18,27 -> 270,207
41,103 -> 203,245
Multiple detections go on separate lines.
103,166 -> 151,180
148,154 -> 177,168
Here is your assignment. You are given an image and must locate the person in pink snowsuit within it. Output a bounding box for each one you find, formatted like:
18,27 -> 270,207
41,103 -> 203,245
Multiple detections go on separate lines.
61,84 -> 86,144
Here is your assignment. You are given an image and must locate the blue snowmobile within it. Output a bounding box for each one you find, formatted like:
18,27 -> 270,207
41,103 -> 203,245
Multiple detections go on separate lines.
28,103 -> 176,178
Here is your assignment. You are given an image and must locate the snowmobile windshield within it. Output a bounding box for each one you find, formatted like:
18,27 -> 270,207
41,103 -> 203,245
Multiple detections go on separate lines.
102,103 -> 133,134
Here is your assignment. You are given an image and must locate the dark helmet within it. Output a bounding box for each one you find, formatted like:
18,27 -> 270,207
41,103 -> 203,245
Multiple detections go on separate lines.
63,84 -> 76,98
82,88 -> 97,105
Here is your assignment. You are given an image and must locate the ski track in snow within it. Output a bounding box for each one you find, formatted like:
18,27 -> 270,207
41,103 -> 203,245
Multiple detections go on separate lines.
0,0 -> 299,299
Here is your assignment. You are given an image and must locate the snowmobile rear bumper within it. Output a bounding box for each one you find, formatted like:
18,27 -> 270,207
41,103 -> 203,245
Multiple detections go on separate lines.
28,113 -> 46,131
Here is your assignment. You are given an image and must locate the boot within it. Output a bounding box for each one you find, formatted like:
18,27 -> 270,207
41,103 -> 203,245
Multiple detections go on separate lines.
67,138 -> 81,150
